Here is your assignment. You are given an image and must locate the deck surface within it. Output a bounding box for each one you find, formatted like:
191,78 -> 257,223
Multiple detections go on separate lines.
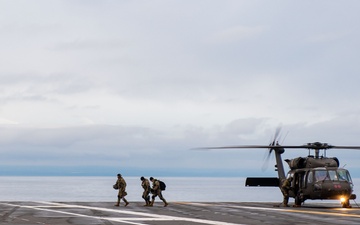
1,201 -> 360,225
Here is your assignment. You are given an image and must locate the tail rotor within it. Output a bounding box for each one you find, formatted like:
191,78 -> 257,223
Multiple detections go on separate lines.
262,127 -> 282,171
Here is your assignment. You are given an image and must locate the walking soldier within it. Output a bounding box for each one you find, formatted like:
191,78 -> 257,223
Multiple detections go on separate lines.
114,174 -> 129,207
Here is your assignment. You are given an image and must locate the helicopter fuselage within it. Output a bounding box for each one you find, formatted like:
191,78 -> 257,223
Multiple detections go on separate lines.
270,144 -> 357,207
286,167 -> 355,207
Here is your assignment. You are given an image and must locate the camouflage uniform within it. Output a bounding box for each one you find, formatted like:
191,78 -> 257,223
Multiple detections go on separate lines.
149,177 -> 168,207
281,177 -> 292,207
141,176 -> 151,206
114,174 -> 129,207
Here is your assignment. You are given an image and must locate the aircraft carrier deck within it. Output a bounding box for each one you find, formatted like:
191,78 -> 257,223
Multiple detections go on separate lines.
1,201 -> 360,225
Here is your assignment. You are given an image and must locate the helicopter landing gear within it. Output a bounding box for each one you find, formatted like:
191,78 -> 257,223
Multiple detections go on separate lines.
294,192 -> 303,207
341,199 -> 351,208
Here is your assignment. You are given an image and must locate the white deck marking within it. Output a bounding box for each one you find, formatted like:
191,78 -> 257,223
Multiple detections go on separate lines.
184,202 -> 360,219
2,203 -> 147,225
1,202 -> 245,225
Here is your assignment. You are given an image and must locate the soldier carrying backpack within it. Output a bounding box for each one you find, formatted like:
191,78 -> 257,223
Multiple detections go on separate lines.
149,177 -> 168,207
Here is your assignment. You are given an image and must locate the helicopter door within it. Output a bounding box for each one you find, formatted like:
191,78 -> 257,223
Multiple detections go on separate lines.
304,171 -> 314,197
304,171 -> 314,187
301,172 -> 307,188
294,172 -> 305,194
293,173 -> 299,195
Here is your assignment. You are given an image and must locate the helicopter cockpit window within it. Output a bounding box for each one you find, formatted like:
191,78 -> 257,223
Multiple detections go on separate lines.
338,169 -> 352,182
314,170 -> 328,181
314,169 -> 352,182
328,170 -> 338,181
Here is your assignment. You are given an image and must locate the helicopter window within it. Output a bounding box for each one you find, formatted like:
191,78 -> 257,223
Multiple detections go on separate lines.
314,170 -> 328,181
307,171 -> 313,184
338,170 -> 352,182
300,173 -> 307,188
328,170 -> 338,181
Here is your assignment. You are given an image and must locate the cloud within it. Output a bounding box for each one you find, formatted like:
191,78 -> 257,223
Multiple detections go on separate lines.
306,32 -> 350,43
0,1 -> 360,176
208,26 -> 265,44
1,114 -> 360,176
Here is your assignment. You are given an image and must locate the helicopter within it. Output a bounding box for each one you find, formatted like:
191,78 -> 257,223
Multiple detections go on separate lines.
200,133 -> 359,208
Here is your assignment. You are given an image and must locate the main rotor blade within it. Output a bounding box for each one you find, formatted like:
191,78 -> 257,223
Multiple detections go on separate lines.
195,145 -> 283,150
196,144 -> 360,150
297,144 -> 360,150
330,146 -> 360,150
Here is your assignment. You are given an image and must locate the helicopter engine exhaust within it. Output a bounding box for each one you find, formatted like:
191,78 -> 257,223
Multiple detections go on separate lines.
285,157 -> 340,169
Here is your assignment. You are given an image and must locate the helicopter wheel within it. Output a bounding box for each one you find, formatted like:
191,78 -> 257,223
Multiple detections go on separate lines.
342,199 -> 351,208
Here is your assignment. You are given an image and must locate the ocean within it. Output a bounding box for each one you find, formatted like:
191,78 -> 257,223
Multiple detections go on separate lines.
1,176 -> 359,203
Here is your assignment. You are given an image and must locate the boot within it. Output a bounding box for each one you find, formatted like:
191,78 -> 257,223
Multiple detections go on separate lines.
114,198 -> 120,207
163,199 -> 168,207
124,199 -> 129,207
283,198 -> 289,207
149,199 -> 154,207
144,200 -> 150,206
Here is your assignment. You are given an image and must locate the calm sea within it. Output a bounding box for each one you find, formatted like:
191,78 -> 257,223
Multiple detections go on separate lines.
1,177 -> 359,203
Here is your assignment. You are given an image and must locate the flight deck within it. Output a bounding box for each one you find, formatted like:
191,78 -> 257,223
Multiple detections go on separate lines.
1,201 -> 360,225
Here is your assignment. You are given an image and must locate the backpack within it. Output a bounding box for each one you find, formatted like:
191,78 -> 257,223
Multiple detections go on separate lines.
159,180 -> 166,191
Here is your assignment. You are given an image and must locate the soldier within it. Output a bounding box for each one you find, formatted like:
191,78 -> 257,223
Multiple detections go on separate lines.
149,177 -> 168,207
140,176 -> 151,206
281,177 -> 293,207
114,174 -> 129,207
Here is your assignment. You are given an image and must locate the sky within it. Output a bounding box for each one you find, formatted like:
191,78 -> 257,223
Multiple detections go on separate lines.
1,0 -> 360,177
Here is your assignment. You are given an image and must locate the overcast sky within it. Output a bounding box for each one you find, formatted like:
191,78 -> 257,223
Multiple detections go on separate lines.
1,1 -> 360,177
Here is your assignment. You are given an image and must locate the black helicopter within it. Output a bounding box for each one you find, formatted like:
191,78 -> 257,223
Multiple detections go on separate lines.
200,133 -> 359,208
